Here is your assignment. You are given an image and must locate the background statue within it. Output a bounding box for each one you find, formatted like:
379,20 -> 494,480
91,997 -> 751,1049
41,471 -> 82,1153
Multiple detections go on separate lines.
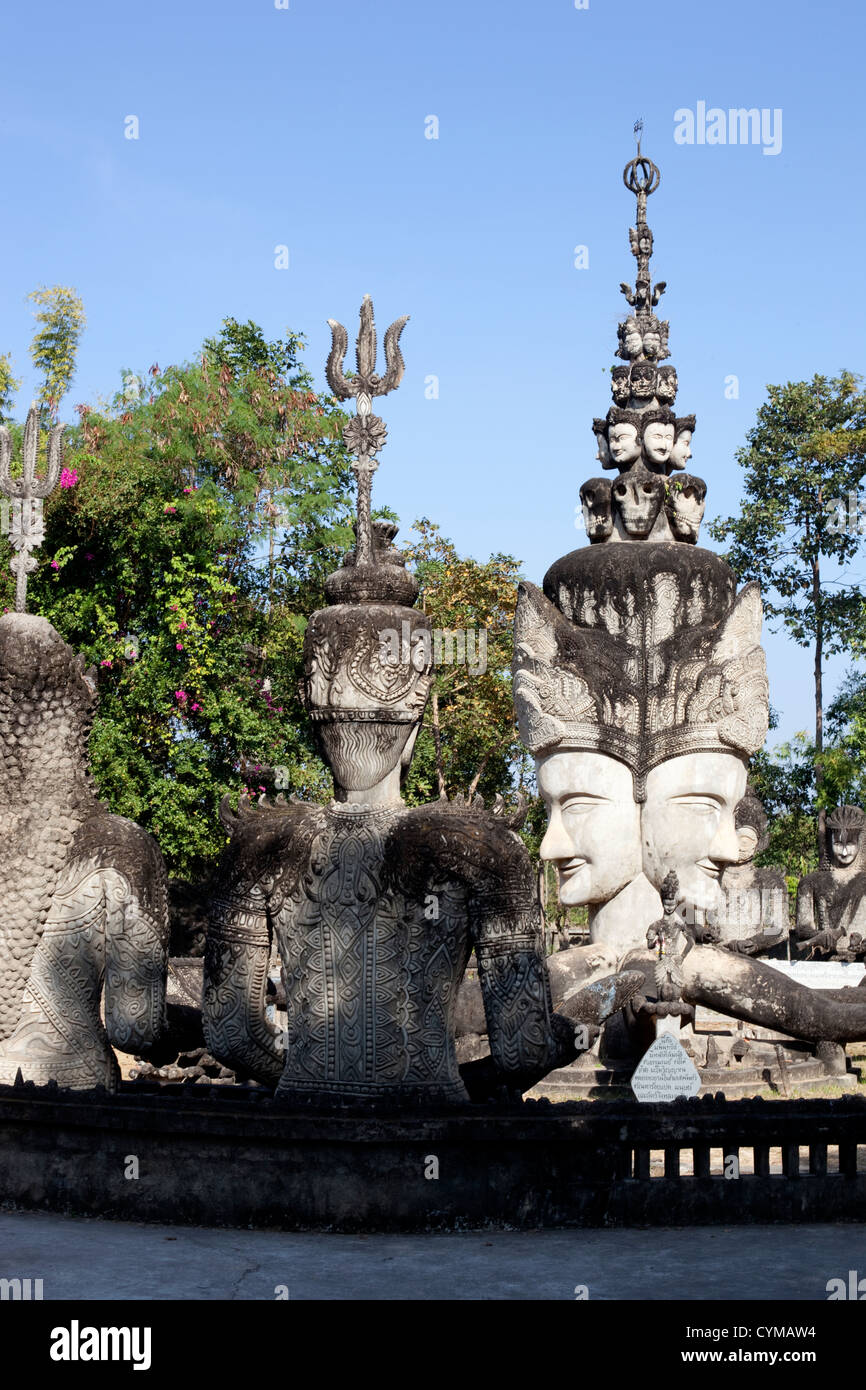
712,787 -> 789,956
796,805 -> 866,959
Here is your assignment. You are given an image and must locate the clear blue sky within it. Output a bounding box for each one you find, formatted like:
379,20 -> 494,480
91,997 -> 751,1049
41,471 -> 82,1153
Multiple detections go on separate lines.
2,0 -> 864,746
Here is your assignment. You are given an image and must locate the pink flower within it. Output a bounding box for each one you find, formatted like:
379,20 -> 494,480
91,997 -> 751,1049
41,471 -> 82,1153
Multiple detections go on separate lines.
84,553 -> 94,561
179,620 -> 188,631
164,505 -> 176,515
50,560 -> 60,570
59,468 -> 78,489
176,642 -> 184,651
175,690 -> 187,702
169,604 -> 178,611
190,702 -> 201,712
100,659 -> 112,668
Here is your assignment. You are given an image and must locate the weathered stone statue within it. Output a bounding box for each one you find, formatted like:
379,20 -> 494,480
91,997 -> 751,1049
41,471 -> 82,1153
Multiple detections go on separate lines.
203,298 -> 638,1106
513,140 -> 866,1051
796,805 -> 866,958
711,788 -> 789,956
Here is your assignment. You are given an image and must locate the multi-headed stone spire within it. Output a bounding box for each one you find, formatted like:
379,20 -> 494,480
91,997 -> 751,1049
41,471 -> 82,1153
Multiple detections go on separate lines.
582,128 -> 704,547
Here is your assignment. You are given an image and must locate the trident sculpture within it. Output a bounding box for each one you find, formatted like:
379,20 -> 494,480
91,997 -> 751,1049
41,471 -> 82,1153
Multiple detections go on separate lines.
0,404 -> 63,613
326,295 -> 408,567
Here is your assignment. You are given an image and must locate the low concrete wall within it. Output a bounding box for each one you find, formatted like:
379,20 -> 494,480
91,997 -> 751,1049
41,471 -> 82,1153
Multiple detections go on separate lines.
2,1081 -> 866,1230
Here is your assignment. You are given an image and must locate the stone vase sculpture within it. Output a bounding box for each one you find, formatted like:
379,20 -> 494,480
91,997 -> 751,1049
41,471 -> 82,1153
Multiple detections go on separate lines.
513,141 -> 866,1052
203,298 -> 639,1106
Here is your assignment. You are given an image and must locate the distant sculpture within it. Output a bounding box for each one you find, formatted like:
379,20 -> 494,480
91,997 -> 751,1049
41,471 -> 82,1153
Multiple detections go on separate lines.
712,788 -> 788,956
796,805 -> 866,959
514,140 -> 866,1051
203,298 -> 638,1106
645,871 -> 693,1005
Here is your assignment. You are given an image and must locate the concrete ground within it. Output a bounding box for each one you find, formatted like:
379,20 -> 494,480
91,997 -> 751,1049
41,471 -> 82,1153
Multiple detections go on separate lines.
1,1210 -> 864,1299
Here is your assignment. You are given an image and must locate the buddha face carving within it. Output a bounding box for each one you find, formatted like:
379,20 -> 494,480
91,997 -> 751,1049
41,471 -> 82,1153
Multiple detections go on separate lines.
656,367 -> 678,405
642,421 -> 675,469
579,478 -> 613,543
629,363 -> 656,403
612,468 -> 665,539
664,474 -> 706,544
642,329 -> 661,359
641,753 -> 747,911
608,422 -> 641,467
736,823 -> 760,863
537,752 -> 642,905
611,368 -> 631,407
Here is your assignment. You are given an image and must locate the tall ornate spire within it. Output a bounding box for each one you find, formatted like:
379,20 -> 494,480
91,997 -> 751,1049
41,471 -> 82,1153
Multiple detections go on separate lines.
0,404 -> 64,612
579,131 -> 702,547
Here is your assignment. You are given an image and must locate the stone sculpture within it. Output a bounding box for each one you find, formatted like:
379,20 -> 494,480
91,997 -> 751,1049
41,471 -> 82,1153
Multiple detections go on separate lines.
514,137 -> 866,1051
796,805 -> 866,959
203,297 -> 639,1106
712,787 -> 788,956
0,410 -> 169,1090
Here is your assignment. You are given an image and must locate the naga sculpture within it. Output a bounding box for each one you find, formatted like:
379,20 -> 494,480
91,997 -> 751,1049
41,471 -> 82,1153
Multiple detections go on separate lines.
0,410 -> 169,1090
513,136 -> 866,1053
203,298 -> 639,1106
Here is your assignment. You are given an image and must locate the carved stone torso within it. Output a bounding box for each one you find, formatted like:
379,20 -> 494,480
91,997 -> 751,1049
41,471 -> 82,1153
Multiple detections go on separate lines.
205,799 -> 555,1105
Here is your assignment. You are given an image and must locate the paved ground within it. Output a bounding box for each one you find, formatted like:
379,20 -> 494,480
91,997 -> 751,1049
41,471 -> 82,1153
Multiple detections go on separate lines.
1,1210 -> 865,1299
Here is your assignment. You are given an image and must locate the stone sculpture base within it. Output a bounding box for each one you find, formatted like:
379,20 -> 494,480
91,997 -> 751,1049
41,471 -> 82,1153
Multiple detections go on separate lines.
3,1080 -> 866,1231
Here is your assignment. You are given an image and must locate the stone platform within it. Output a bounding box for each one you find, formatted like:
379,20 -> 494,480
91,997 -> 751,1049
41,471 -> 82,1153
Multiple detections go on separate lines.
4,1079 -> 866,1231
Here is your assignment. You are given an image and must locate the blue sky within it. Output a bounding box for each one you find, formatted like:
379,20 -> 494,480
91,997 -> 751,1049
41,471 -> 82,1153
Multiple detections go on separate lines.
2,0 -> 864,745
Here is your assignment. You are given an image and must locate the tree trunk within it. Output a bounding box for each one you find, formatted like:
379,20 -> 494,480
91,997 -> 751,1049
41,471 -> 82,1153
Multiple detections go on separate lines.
813,548 -> 827,866
467,752 -> 490,799
431,690 -> 447,799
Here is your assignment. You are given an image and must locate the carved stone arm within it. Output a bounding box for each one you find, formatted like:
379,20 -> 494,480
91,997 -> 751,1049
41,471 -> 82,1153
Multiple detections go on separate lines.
203,899 -> 283,1088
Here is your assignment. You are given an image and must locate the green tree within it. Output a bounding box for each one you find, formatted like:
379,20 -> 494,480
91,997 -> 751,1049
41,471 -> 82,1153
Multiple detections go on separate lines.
27,286 -> 86,420
0,352 -> 20,422
399,518 -> 528,805
710,372 -> 866,837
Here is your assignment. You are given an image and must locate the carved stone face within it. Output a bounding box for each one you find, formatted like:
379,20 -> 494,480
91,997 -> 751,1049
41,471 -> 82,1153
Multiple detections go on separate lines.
656,368 -> 678,404
318,719 -> 418,793
642,753 -> 748,911
630,364 -> 656,402
643,422 -> 675,468
612,469 -> 665,539
642,331 -> 661,359
579,478 -> 613,543
665,475 -> 706,543
670,429 -> 693,469
611,369 -> 631,406
622,321 -> 643,357
830,830 -> 860,868
537,752 -> 642,906
736,824 -> 760,864
594,430 -> 611,468
608,423 -> 640,467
